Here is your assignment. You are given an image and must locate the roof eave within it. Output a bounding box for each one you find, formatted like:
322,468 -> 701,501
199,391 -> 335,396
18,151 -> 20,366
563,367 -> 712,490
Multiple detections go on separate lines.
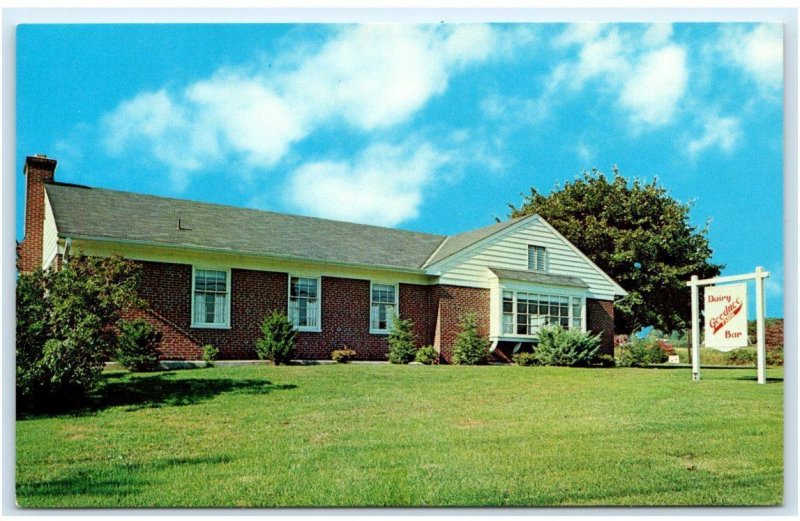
59,233 -> 430,275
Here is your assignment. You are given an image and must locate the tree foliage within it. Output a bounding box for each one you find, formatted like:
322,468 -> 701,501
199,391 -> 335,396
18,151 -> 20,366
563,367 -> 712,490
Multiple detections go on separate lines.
509,168 -> 723,333
16,255 -> 144,409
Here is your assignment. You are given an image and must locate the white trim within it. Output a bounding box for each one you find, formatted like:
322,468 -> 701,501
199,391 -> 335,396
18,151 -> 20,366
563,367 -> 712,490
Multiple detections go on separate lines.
534,216 -> 628,296
369,281 -> 399,335
527,244 -> 547,272
190,266 -> 232,329
421,236 -> 451,268
423,214 -> 539,273
288,274 -> 322,333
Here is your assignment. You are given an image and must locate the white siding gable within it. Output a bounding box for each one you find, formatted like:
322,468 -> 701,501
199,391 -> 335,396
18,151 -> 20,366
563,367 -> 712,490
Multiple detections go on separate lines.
42,193 -> 59,269
427,215 -> 625,300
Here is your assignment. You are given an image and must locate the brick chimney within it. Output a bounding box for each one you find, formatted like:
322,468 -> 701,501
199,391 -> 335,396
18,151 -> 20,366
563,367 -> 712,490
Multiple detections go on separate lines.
18,155 -> 57,273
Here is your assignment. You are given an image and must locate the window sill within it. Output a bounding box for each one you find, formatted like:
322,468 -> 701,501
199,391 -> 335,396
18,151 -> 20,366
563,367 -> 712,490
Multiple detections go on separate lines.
294,327 -> 322,333
370,329 -> 390,335
191,324 -> 231,330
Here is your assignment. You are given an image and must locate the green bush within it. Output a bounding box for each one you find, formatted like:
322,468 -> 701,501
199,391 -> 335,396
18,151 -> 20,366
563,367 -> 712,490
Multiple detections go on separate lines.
331,348 -> 357,363
533,325 -> 602,367
255,311 -> 297,365
724,347 -> 757,365
414,346 -> 438,365
617,337 -> 668,367
202,344 -> 219,366
16,255 -> 143,410
114,319 -> 162,372
451,314 -> 490,365
387,316 -> 417,364
512,352 -> 538,366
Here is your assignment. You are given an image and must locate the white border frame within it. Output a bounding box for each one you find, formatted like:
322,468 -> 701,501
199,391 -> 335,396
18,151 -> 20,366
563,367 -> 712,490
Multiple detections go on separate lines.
288,274 -> 322,333
190,265 -> 232,329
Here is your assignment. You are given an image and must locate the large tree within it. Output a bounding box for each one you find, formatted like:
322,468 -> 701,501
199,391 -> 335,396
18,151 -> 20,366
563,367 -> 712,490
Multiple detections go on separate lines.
509,167 -> 723,334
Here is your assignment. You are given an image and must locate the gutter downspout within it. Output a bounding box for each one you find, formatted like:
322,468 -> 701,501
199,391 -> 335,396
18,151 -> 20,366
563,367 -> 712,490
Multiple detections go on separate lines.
63,237 -> 72,264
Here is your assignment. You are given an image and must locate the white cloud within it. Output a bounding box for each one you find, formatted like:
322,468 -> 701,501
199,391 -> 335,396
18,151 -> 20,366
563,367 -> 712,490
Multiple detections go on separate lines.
101,24 -> 505,191
641,23 -> 673,47
575,142 -> 596,166
718,23 -> 783,96
620,46 -> 688,126
285,142 -> 448,226
487,24 -> 689,131
687,113 -> 742,158
555,22 -> 603,47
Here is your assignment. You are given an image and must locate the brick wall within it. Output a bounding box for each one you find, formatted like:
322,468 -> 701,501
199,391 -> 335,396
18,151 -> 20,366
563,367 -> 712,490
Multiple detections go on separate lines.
135,261 -> 437,361
586,298 -> 615,356
18,156 -> 57,273
432,285 -> 491,363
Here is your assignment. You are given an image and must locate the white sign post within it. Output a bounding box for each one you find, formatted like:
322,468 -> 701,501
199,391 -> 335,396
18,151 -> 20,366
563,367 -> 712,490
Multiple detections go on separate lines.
686,267 -> 770,384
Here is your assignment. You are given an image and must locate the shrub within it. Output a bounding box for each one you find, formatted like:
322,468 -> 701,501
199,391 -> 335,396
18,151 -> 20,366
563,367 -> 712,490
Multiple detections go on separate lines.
512,352 -> 538,366
332,348 -> 357,363
451,314 -> 490,365
255,311 -> 297,365
596,354 -> 617,367
657,339 -> 676,356
387,316 -> 417,364
414,346 -> 438,365
617,337 -> 669,367
16,255 -> 143,410
767,346 -> 783,366
724,347 -> 757,365
533,325 -> 602,367
202,344 -> 219,367
114,319 -> 163,372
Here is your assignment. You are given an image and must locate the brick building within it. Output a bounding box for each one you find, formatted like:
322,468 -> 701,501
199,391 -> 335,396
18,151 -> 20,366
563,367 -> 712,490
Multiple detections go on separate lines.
18,155 -> 627,363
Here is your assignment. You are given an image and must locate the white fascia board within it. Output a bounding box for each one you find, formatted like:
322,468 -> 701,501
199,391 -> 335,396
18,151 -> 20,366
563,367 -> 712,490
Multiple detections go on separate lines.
534,216 -> 628,297
423,214 -> 541,275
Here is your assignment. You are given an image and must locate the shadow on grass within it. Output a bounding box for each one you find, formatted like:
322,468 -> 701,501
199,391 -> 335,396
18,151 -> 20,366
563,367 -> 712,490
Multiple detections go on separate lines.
18,372 -> 297,419
733,375 -> 784,383
16,455 -> 232,505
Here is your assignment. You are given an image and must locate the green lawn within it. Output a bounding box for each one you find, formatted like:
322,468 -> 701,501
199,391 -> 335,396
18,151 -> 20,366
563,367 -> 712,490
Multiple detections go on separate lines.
16,364 -> 783,507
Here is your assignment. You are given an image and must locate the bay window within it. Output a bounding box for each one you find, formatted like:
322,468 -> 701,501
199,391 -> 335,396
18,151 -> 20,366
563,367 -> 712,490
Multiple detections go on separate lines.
501,289 -> 583,336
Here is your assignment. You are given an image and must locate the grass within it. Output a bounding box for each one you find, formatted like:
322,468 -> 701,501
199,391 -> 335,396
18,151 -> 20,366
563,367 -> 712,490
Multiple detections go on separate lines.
16,364 -> 783,507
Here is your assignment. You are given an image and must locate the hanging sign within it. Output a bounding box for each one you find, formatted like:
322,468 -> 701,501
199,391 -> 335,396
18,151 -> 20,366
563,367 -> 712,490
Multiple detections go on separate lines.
704,283 -> 748,350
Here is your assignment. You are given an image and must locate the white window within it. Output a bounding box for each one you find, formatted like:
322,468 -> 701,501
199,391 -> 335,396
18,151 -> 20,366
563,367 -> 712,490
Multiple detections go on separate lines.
501,290 -> 583,336
370,283 -> 398,333
289,276 -> 320,331
191,267 -> 231,328
528,245 -> 547,272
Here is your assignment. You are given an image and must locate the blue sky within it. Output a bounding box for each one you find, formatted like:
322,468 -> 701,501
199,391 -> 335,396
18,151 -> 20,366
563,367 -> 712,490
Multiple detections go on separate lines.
16,22 -> 784,318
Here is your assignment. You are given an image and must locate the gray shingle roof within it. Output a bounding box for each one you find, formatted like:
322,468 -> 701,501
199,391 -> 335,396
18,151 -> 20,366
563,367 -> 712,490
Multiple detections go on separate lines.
45,183 -> 447,271
422,215 -> 529,267
488,267 -> 589,288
